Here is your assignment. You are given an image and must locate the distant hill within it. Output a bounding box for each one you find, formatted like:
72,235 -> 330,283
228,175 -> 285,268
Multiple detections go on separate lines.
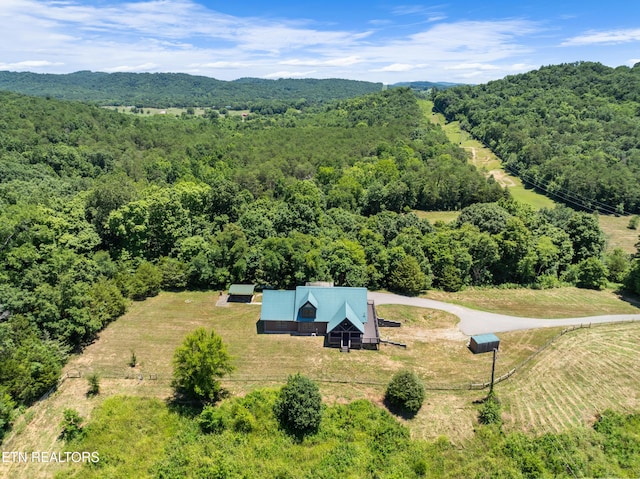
433,61 -> 640,214
0,70 -> 383,108
392,81 -> 463,91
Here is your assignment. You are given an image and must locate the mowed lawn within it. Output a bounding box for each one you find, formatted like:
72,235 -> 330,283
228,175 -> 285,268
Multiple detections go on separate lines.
64,292 -> 553,396
425,287 -> 640,318
501,321 -> 640,435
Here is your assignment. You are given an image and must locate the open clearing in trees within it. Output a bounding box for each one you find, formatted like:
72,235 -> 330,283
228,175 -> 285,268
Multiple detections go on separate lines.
423,99 -> 639,253
3,289 -> 640,479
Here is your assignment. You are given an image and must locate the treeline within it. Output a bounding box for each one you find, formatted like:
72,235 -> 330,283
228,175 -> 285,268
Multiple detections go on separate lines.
59,393 -> 640,478
433,61 -> 640,214
0,70 -> 382,109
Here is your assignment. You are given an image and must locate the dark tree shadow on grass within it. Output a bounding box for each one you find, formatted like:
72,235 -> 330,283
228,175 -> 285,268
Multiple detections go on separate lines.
382,396 -> 420,420
614,287 -> 640,309
166,388 -> 231,419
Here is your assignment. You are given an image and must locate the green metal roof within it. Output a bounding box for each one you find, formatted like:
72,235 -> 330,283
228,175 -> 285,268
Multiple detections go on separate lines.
327,301 -> 365,333
260,286 -> 368,327
301,290 -> 318,309
228,284 -> 255,296
261,290 -> 296,320
471,333 -> 500,344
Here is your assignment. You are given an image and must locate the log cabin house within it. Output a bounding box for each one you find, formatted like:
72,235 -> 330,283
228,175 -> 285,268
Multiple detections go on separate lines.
259,286 -> 380,351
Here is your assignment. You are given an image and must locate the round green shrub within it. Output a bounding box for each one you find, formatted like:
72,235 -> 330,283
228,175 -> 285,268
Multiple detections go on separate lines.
385,369 -> 425,415
274,373 -> 323,438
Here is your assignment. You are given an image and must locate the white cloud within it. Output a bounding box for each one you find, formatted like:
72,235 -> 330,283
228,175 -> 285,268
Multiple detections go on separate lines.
0,60 -> 64,69
280,56 -> 362,67
372,63 -> 427,72
104,63 -> 158,72
562,28 -> 640,46
0,1 -> 552,83
445,63 -> 501,71
629,59 -> 640,66
190,61 -> 252,69
263,70 -> 317,79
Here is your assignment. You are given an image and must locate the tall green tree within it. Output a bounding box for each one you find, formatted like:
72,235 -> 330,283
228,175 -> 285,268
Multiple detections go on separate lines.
172,328 -> 234,403
387,255 -> 427,295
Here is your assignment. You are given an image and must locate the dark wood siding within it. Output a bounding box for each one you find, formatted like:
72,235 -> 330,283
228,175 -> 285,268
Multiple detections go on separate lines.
263,321 -> 297,333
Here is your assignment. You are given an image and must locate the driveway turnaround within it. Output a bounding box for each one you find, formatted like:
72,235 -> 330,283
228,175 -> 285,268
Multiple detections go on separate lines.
368,292 -> 640,336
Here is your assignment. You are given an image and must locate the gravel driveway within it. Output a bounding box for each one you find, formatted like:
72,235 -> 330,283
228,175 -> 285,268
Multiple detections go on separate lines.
368,292 -> 640,336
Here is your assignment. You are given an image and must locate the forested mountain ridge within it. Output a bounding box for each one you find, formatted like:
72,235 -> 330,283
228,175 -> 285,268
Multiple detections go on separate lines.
433,61 -> 640,214
0,70 -> 382,108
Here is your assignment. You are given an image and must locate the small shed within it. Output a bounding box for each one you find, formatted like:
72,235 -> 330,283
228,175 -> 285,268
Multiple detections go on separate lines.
469,333 -> 500,354
227,284 -> 255,303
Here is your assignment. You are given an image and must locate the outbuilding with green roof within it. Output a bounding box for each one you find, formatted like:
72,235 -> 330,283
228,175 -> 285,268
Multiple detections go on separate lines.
228,284 -> 255,303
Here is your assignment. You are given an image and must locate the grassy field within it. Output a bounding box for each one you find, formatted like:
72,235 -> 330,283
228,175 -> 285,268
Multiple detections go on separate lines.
413,210 -> 460,225
599,214 -> 639,254
102,106 -> 251,118
3,290 -> 640,478
102,106 -> 207,116
501,321 -> 640,434
425,287 -> 640,318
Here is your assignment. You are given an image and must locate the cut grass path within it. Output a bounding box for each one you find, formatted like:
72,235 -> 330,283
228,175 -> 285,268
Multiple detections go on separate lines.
421,99 -> 556,210
421,99 -> 639,252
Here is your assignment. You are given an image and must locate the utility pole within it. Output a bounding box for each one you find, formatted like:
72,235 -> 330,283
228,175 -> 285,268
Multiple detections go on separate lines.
489,348 -> 497,394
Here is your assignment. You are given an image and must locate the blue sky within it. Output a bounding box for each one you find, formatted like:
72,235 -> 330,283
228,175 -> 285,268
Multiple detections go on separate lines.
1,0 -> 639,83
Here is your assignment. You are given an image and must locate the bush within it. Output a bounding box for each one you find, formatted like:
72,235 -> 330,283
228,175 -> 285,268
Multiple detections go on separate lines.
385,369 -> 425,415
60,408 -> 84,441
128,261 -> 162,300
274,373 -> 323,438
576,257 -> 608,290
388,255 -> 427,295
129,350 -> 137,368
478,393 -> 502,426
198,404 -> 227,434
232,405 -> 257,433
86,373 -> 100,396
625,259 -> 640,296
0,389 -> 15,440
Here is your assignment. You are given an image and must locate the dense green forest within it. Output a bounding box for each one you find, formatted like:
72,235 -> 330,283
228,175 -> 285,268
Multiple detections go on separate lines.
0,84 -> 639,444
0,71 -> 382,109
433,62 -> 640,214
